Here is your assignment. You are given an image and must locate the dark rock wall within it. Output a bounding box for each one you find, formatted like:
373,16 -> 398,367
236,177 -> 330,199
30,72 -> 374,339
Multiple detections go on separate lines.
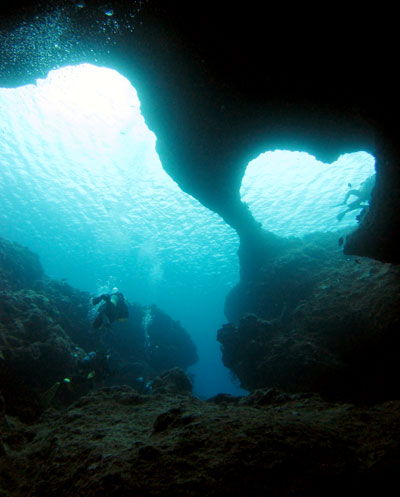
100,303 -> 198,387
0,238 -> 44,290
220,233 -> 400,402
146,305 -> 198,373
0,237 -> 197,421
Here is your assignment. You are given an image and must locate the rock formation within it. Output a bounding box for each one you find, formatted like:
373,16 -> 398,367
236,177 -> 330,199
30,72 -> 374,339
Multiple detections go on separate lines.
221,232 -> 400,402
1,383 -> 400,496
0,237 -> 197,421
1,3 -> 400,495
1,236 -> 400,497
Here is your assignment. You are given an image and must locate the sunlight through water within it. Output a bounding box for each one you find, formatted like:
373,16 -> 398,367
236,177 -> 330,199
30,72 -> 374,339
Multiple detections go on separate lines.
240,150 -> 376,237
0,63 -> 376,397
0,64 -> 239,300
0,64 -> 241,397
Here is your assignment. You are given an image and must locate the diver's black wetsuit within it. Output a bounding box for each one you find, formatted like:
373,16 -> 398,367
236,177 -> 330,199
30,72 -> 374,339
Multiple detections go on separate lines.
92,292 -> 129,329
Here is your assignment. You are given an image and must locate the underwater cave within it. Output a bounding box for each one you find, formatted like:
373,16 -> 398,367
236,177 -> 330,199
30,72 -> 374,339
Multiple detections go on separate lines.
0,63 -> 241,398
0,62 -> 377,397
1,2 -> 400,496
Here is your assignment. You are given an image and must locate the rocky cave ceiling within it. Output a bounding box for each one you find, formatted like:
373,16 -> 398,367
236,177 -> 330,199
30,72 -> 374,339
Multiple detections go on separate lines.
1,0 -> 399,264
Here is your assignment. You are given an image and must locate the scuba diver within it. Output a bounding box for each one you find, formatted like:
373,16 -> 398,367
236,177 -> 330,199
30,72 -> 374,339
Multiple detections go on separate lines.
335,173 -> 376,222
92,291 -> 129,330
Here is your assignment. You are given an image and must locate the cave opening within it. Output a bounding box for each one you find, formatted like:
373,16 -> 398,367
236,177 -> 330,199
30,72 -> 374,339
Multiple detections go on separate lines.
0,62 -> 378,399
0,63 -> 242,398
240,150 -> 376,239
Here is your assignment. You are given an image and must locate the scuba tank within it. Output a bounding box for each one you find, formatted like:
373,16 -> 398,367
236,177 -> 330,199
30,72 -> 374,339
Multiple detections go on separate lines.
111,292 -> 129,322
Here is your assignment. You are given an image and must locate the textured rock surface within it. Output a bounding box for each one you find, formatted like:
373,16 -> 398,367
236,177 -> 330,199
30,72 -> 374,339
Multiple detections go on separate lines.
1,384 -> 400,497
0,238 -> 197,421
0,238 -> 44,291
221,233 -> 400,401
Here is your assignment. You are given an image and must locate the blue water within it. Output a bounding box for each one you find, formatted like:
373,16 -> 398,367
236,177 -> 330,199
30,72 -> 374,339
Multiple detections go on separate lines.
241,150 -> 375,236
0,64 -> 375,397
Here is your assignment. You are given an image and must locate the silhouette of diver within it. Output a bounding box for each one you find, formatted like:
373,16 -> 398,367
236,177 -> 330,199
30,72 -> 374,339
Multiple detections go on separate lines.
335,173 -> 376,222
92,291 -> 129,330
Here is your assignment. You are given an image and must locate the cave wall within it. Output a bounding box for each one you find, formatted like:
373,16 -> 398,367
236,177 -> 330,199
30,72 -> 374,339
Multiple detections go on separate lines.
1,0 -> 399,263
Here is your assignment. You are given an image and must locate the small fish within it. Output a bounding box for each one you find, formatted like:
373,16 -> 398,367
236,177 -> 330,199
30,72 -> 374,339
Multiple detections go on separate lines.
63,378 -> 73,391
338,236 -> 344,247
87,371 -> 96,380
348,183 -> 352,188
354,259 -> 361,264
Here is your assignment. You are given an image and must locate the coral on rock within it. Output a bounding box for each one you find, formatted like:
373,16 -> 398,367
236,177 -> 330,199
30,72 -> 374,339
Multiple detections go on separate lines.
1,383 -> 400,496
0,237 -> 197,421
221,233 -> 400,402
